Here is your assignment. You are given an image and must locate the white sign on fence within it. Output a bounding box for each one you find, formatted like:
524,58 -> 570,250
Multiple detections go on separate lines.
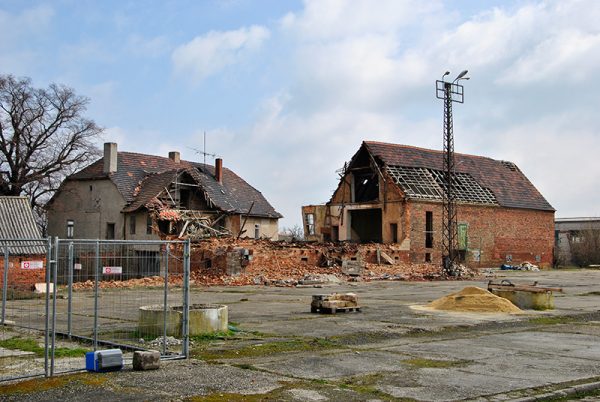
74,263 -> 82,270
21,261 -> 44,270
102,266 -> 123,275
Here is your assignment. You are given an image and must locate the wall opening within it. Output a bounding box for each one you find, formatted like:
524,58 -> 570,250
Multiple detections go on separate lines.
425,252 -> 431,262
350,208 -> 382,243
332,225 -> 339,242
390,223 -> 398,243
425,211 -> 433,248
353,171 -> 379,202
254,224 -> 260,239
305,213 -> 315,235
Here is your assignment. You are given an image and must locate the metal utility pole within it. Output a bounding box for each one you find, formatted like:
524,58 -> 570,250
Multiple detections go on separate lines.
436,70 -> 469,276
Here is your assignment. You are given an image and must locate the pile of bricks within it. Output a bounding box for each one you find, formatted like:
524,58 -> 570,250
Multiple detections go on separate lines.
65,239 -> 479,290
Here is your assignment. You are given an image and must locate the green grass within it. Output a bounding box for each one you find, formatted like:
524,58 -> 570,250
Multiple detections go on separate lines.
193,337 -> 342,360
191,330 -> 237,341
402,358 -> 471,369
0,336 -> 88,358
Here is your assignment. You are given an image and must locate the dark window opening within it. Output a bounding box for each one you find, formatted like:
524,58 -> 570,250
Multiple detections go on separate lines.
390,223 -> 398,243
129,216 -> 136,235
425,211 -> 433,248
301,257 -> 308,262
157,220 -> 173,234
106,223 -> 115,240
254,224 -> 260,239
354,171 -> 379,202
332,226 -> 339,242
425,252 -> 432,262
350,208 -> 382,243
146,215 -> 153,235
179,189 -> 190,209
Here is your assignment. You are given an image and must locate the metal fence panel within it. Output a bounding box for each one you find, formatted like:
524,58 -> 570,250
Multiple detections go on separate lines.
0,238 -> 51,382
1,238 -> 190,381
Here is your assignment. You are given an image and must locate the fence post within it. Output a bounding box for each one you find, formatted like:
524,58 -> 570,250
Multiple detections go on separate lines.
67,241 -> 73,338
162,243 -> 169,356
44,237 -> 52,377
2,245 -> 9,325
50,237 -> 59,376
182,239 -> 190,358
93,240 -> 100,351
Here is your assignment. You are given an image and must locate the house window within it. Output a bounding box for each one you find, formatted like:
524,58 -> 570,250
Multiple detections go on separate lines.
425,252 -> 431,262
146,215 -> 153,235
390,223 -> 398,243
130,216 -> 136,235
254,224 -> 260,239
66,219 -> 74,239
305,213 -> 315,236
106,223 -> 115,240
425,211 -> 433,248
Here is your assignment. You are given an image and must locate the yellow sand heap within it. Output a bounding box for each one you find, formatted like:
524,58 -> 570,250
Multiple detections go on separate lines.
428,286 -> 522,313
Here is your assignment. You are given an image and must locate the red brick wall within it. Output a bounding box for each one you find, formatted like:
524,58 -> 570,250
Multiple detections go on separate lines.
0,255 -> 47,290
408,202 -> 554,268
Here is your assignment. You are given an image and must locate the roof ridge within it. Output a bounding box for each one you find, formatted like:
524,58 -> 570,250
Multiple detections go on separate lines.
364,141 -> 502,162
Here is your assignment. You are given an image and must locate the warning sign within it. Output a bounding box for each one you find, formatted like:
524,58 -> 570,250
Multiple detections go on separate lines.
74,263 -> 82,271
21,261 -> 44,270
102,266 -> 122,275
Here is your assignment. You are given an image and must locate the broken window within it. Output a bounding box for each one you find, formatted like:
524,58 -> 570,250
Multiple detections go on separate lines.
146,215 -> 153,235
254,224 -> 260,240
129,215 -> 136,235
106,223 -> 115,240
425,211 -> 433,248
305,213 -> 315,235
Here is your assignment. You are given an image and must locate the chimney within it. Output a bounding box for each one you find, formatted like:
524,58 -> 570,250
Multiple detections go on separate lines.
168,151 -> 180,164
103,142 -> 117,174
215,158 -> 223,183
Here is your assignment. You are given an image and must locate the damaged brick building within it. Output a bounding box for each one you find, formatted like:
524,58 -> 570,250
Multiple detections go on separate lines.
47,143 -> 282,241
302,141 -> 555,267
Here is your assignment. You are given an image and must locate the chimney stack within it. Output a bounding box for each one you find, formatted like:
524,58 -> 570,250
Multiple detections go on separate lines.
215,158 -> 223,183
103,142 -> 117,174
168,151 -> 180,164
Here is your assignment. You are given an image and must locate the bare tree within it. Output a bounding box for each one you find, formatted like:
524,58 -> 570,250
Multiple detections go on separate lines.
0,75 -> 103,232
570,228 -> 600,267
280,224 -> 305,241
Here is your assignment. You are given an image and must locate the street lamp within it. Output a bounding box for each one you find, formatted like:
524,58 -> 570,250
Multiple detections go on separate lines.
435,70 -> 469,276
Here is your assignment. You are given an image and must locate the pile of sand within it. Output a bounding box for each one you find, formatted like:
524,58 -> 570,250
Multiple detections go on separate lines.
428,286 -> 522,313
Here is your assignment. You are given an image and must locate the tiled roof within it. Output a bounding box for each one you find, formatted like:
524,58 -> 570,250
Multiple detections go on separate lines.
68,152 -> 282,218
361,141 -> 554,211
0,196 -> 46,255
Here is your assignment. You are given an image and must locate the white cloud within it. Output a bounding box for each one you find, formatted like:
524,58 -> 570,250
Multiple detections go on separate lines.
128,34 -> 170,58
171,25 -> 270,83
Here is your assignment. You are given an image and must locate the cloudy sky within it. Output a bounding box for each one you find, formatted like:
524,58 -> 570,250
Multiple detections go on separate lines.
2,0 -> 599,228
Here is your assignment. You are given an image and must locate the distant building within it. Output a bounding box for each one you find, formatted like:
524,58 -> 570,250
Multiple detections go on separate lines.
302,141 -> 555,267
46,143 -> 282,241
0,196 -> 47,288
555,217 -> 600,265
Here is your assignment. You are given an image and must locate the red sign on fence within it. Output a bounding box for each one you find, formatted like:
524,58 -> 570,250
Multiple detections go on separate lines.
102,266 -> 123,275
21,261 -> 44,270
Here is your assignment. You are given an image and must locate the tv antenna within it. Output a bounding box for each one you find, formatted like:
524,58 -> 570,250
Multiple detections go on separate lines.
190,131 -> 219,166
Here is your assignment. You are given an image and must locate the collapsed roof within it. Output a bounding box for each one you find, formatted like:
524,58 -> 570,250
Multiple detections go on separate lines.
66,152 -> 282,219
343,141 -> 554,211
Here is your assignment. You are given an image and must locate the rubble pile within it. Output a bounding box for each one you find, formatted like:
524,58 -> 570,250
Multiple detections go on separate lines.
69,239 -> 482,290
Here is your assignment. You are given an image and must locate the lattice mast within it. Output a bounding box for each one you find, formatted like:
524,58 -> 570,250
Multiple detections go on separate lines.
436,70 -> 468,276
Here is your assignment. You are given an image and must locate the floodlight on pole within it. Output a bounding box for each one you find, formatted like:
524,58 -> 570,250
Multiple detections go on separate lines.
435,70 -> 468,276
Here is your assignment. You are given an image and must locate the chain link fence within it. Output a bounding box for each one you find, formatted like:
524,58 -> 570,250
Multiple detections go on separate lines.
0,238 -> 190,381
